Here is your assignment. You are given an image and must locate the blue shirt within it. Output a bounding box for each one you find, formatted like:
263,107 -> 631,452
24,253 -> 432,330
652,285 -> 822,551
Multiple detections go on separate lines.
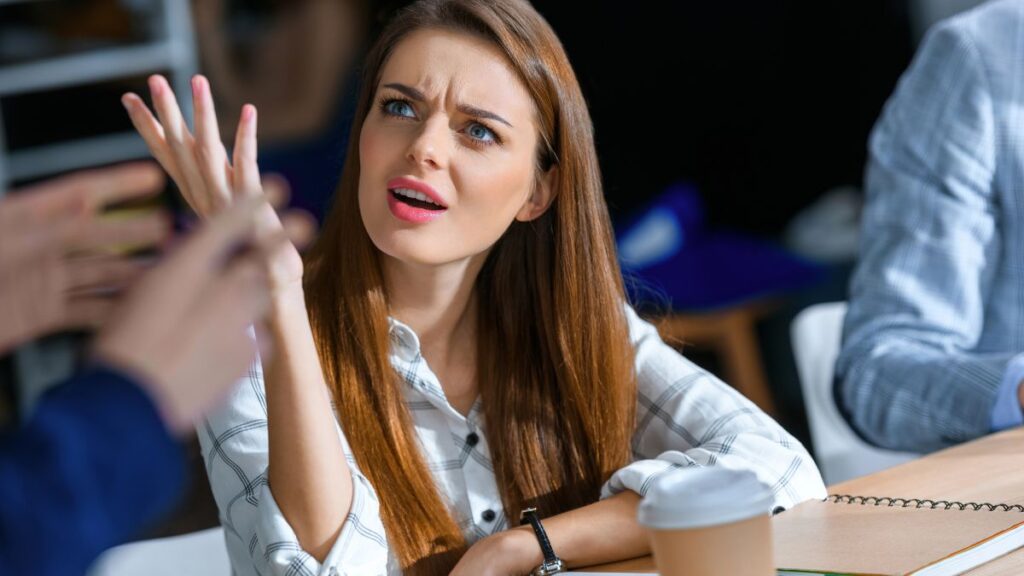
0,365 -> 185,576
837,0 -> 1024,453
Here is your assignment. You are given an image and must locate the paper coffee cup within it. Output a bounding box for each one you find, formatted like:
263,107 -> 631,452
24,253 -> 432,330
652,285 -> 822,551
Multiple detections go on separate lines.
637,467 -> 775,576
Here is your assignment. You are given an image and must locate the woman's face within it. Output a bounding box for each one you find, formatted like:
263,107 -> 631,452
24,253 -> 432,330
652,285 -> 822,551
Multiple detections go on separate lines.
358,28 -> 553,267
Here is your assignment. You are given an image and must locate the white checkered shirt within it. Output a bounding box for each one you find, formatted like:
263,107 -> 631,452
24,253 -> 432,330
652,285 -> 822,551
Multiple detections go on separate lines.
199,305 -> 825,575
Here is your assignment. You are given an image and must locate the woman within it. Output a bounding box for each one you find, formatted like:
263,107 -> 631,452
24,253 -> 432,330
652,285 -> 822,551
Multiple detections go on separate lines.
121,0 -> 826,574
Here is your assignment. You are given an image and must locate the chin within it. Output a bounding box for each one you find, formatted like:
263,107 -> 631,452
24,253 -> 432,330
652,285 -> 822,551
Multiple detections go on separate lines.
369,227 -> 458,267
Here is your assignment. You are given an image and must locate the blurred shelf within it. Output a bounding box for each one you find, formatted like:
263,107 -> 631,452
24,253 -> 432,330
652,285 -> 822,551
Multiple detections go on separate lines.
0,41 -> 187,97
0,0 -> 197,194
7,131 -> 148,181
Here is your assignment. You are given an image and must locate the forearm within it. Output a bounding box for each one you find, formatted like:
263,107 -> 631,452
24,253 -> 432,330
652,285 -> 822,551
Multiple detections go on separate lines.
837,334 -> 1013,451
264,288 -> 352,562
506,491 -> 649,571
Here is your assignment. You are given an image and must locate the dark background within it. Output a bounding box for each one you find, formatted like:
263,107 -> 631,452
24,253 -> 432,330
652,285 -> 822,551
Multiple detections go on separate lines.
531,0 -> 914,233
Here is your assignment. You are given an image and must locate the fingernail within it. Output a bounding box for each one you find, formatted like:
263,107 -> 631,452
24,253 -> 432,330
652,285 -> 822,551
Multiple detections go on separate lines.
191,76 -> 201,97
242,104 -> 255,122
121,94 -> 132,111
148,75 -> 162,96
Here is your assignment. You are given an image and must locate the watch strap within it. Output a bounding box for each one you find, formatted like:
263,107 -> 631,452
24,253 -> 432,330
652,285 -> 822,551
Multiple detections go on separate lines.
519,507 -> 564,573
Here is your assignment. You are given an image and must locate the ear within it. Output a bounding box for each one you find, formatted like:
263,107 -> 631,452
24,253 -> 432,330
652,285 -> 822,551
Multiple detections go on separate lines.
515,165 -> 558,222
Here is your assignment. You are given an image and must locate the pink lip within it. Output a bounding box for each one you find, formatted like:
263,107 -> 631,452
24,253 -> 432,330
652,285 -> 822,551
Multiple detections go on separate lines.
386,176 -> 448,224
387,177 -> 448,208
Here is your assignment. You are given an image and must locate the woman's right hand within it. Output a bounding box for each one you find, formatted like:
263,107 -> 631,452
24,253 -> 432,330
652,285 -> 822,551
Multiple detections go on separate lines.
121,74 -> 305,294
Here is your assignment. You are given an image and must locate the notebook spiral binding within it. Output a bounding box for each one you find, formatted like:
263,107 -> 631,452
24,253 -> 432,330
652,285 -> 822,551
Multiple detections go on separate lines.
829,494 -> 1024,513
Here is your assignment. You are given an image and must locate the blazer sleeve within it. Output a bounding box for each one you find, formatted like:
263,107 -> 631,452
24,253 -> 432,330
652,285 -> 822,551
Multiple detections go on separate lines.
0,365 -> 185,576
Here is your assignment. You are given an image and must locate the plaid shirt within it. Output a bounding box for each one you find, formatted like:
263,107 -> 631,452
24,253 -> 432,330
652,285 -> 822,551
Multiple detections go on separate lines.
837,0 -> 1024,454
199,305 -> 825,575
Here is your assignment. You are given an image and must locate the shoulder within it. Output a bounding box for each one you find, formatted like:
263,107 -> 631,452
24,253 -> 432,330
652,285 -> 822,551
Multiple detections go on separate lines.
911,1 -> 1022,92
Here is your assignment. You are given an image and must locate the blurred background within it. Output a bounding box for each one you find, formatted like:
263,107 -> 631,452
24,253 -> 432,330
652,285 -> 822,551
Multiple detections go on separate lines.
0,0 -> 989,554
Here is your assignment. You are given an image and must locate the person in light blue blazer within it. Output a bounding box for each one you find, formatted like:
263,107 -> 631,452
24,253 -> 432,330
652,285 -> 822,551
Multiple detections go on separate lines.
837,0 -> 1024,453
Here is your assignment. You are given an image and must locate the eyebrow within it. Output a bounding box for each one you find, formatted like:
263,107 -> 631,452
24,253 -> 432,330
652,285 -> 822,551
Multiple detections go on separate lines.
382,82 -> 514,128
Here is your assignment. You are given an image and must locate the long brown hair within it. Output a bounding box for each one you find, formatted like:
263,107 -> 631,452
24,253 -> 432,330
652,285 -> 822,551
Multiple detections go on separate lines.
304,1 -> 637,573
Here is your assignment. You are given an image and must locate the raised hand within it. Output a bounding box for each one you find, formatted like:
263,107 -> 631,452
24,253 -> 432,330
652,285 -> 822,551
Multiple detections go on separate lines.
120,75 -> 304,293
0,163 -> 171,354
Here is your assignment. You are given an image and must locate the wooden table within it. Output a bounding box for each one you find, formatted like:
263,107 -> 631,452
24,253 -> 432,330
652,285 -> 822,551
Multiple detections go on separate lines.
579,428 -> 1024,573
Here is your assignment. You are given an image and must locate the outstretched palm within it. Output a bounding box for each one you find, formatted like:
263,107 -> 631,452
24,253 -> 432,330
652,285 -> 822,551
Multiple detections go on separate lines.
121,74 -> 304,293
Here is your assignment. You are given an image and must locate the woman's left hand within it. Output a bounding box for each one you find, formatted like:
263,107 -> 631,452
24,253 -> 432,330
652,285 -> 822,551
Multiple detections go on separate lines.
449,528 -> 541,576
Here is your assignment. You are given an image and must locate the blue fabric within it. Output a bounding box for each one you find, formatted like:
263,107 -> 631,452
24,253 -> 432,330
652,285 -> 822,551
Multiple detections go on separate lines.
617,182 -> 823,312
992,354 -> 1024,431
836,0 -> 1024,453
0,365 -> 185,576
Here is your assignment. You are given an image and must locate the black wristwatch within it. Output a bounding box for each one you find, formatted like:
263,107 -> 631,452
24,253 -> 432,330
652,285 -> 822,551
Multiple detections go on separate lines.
519,507 -> 566,575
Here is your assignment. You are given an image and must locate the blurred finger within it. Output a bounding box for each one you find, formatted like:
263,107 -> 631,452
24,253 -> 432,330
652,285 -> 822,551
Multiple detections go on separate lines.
121,93 -> 188,189
5,163 -> 164,224
148,75 -> 209,213
61,296 -> 115,331
232,104 -> 262,198
65,255 -> 150,296
280,209 -> 318,251
191,76 -> 232,207
68,209 -> 172,254
262,173 -> 291,209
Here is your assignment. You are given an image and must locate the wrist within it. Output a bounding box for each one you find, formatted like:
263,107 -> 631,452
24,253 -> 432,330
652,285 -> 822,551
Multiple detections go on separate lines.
270,285 -> 307,319
498,526 -> 545,574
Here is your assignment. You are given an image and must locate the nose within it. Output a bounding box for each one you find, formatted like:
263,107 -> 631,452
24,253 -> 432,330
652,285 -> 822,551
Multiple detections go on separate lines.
406,116 -> 449,170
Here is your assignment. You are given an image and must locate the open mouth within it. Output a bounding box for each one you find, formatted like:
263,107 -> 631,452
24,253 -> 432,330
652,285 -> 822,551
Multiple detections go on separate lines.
389,187 -> 446,211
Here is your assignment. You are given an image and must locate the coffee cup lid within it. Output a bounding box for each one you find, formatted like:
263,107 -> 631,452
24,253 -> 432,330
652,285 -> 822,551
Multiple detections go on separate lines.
637,467 -> 774,530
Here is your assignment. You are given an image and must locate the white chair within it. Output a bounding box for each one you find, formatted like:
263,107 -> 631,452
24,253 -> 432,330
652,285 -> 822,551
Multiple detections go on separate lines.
87,526 -> 230,576
791,302 -> 918,485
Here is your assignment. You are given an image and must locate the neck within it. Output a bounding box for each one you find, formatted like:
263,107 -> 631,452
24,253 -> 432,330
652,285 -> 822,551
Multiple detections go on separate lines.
383,253 -> 488,360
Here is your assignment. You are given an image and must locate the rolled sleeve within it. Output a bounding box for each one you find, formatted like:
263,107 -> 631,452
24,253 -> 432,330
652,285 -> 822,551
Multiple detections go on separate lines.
604,306 -> 827,511
991,354 -> 1024,431
199,359 -> 392,576
257,469 -> 388,576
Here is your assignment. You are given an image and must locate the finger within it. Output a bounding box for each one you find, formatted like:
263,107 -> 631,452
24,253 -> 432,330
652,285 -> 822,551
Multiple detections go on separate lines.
191,75 -> 232,205
280,209 -> 318,251
262,173 -> 291,209
67,209 -> 172,254
65,255 -> 151,295
4,163 -> 165,225
232,104 -> 261,198
61,296 -> 116,331
121,93 -> 188,188
148,74 -> 210,213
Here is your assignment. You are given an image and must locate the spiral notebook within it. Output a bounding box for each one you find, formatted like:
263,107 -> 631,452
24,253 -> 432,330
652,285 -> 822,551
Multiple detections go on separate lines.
772,494 -> 1024,576
571,495 -> 1024,576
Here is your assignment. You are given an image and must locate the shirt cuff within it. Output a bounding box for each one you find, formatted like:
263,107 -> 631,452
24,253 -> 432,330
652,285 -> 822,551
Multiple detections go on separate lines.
991,354 -> 1024,431
257,468 -> 389,576
600,451 -> 698,499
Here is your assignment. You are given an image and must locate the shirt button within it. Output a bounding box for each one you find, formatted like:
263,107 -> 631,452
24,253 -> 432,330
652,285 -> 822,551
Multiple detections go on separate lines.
481,509 -> 496,522
466,432 -> 480,447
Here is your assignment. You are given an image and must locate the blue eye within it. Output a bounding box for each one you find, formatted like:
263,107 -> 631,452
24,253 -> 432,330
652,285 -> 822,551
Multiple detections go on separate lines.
466,122 -> 497,143
383,99 -> 416,118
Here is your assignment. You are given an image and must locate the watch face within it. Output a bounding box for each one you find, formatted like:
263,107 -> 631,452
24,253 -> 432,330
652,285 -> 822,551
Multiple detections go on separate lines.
535,559 -> 566,575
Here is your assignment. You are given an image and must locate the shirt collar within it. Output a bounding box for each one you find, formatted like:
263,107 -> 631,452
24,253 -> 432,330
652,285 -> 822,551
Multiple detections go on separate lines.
387,316 -> 422,362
